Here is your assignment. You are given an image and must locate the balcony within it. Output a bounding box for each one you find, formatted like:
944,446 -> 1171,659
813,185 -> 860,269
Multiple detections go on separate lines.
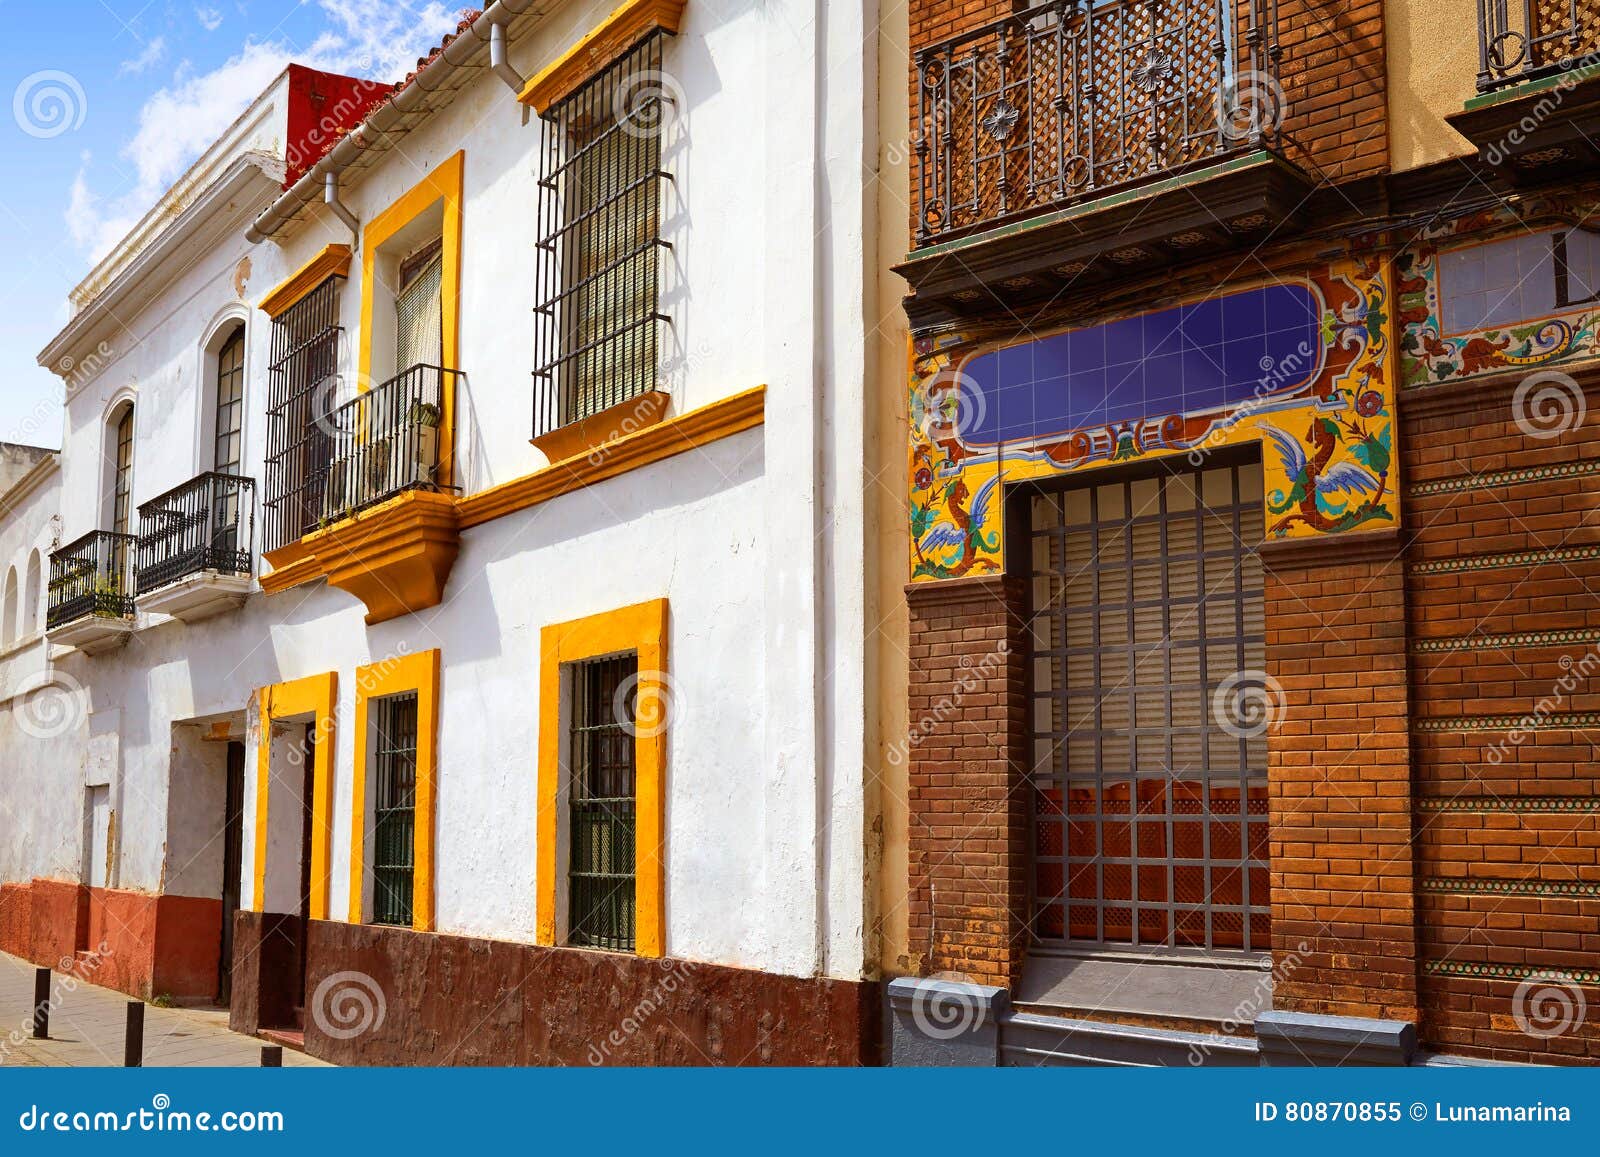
46,531 -> 136,653
1449,1 -> 1600,175
261,364 -> 464,624
899,0 -> 1312,325
134,473 -> 256,622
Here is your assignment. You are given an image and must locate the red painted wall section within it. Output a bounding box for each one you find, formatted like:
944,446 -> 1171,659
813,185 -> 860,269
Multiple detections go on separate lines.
152,894 -> 223,1001
283,64 -> 393,188
28,879 -> 87,970
0,883 -> 33,959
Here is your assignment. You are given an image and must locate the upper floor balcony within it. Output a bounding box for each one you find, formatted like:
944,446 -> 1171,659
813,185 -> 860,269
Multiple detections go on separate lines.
1451,1 -> 1600,176
900,0 -> 1314,325
135,472 -> 257,622
46,531 -> 136,654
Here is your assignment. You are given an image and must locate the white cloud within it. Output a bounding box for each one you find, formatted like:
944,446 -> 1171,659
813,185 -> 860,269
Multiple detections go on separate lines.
66,0 -> 460,262
196,7 -> 224,32
117,37 -> 167,77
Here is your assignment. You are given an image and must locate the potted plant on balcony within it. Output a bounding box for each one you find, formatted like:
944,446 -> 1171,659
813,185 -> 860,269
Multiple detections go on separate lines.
408,400 -> 441,486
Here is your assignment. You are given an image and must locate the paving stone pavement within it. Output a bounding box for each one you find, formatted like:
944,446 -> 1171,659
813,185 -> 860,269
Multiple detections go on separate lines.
0,950 -> 328,1068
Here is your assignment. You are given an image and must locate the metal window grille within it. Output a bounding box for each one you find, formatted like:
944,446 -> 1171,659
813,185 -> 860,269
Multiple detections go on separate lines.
214,328 -> 246,474
134,472 -> 256,595
372,691 -> 419,927
1476,0 -> 1600,91
47,531 -> 135,628
533,31 -> 672,437
566,654 -> 638,951
111,408 -> 135,536
263,276 -> 343,553
1028,459 -> 1270,955
912,0 -> 1282,245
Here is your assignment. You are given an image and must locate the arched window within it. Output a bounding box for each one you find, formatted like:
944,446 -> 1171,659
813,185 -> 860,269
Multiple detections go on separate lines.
110,404 -> 135,535
213,327 -> 245,474
23,551 -> 40,635
2,566 -> 17,647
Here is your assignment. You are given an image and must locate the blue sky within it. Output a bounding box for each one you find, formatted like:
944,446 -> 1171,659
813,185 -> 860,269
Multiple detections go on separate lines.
0,0 -> 468,448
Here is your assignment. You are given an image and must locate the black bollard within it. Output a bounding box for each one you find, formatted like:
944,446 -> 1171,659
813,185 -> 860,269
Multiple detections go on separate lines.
124,1001 -> 144,1067
31,968 -> 50,1039
260,1045 -> 283,1067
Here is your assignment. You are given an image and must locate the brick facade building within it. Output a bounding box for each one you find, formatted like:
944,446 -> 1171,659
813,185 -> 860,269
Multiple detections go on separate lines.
888,0 -> 1600,1065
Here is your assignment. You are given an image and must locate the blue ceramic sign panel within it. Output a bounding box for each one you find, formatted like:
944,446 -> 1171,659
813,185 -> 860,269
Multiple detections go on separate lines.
957,283 -> 1322,446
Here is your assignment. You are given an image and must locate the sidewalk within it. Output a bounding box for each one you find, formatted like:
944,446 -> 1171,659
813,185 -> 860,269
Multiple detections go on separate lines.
0,951 -> 328,1067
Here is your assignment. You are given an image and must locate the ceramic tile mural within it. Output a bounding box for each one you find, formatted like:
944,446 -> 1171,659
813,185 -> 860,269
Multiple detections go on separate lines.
909,250 -> 1400,581
1398,194 -> 1600,388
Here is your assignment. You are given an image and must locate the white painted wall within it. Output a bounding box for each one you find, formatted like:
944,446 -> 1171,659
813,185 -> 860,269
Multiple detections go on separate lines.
1,0 -> 881,982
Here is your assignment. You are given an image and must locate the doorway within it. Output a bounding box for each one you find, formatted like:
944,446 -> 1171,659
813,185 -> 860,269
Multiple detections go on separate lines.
218,741 -> 246,1005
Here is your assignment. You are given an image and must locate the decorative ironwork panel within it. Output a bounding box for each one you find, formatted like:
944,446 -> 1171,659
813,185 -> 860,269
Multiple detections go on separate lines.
47,531 -> 136,628
533,30 -> 673,438
914,0 -> 1281,245
135,473 -> 256,596
567,653 -> 639,952
1028,460 -> 1271,954
1477,0 -> 1600,91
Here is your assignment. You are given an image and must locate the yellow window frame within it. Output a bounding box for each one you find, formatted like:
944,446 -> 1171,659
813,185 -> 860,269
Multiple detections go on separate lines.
537,599 -> 668,957
357,150 -> 464,490
349,648 -> 441,931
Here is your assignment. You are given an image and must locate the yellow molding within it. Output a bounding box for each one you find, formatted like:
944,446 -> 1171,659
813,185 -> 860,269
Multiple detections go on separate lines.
459,385 -> 765,529
251,672 -> 338,920
349,648 -> 441,931
517,0 -> 687,115
259,551 -> 322,594
359,150 -> 464,489
257,244 -> 352,318
538,599 -> 668,957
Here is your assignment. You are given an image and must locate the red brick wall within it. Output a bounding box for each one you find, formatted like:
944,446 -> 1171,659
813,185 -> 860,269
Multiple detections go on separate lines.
1261,534 -> 1419,1023
1275,0 -> 1390,183
904,573 -> 1029,988
1401,367 -> 1600,1065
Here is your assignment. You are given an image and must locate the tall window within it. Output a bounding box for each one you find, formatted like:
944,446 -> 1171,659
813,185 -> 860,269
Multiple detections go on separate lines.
213,328 -> 245,474
533,32 -> 672,435
567,654 -> 638,951
263,276 -> 342,551
1028,459 -> 1270,955
372,692 -> 419,927
111,407 -> 135,535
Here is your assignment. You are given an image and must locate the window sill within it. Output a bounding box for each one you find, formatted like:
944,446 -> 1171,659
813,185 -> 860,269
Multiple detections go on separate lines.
529,389 -> 670,463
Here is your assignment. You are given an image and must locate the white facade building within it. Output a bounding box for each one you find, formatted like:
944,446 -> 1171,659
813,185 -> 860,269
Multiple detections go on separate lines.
1,0 -> 904,1065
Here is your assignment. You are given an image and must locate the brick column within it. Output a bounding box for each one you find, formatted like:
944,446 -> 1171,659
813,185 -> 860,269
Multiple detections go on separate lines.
1261,531 -> 1419,1023
904,573 -> 1030,990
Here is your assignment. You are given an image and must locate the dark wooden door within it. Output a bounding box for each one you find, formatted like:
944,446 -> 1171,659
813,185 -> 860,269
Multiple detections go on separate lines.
218,741 -> 246,1005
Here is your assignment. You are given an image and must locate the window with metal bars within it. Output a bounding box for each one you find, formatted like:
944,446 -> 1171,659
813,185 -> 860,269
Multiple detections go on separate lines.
110,406 -> 135,536
533,32 -> 673,437
371,691 -> 419,927
566,654 -> 638,951
262,276 -> 343,553
1028,458 -> 1271,956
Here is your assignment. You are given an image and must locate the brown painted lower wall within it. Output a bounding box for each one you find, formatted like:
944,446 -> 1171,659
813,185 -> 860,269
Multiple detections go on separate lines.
295,919 -> 880,1066
0,879 -> 222,1002
228,910 -> 303,1035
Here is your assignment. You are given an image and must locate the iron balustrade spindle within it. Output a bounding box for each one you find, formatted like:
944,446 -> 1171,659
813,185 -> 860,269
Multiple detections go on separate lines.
1475,0 -> 1599,91
134,473 -> 256,596
47,531 -> 136,628
532,31 -> 673,438
913,0 -> 1282,246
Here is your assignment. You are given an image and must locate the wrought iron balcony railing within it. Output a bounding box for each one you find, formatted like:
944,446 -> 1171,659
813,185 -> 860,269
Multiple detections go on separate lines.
319,363 -> 459,526
1476,0 -> 1600,92
264,364 -> 459,549
47,531 -> 136,629
134,473 -> 256,596
912,0 -> 1283,246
